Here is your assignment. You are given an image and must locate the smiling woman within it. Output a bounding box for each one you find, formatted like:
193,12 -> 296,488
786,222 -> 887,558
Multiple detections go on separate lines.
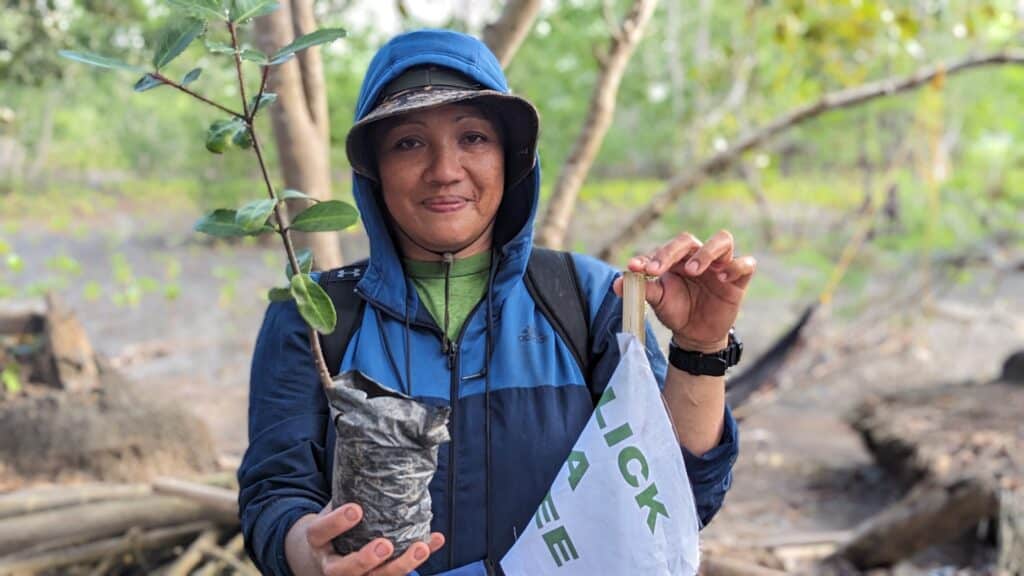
238,29 -> 746,576
373,104 -> 506,260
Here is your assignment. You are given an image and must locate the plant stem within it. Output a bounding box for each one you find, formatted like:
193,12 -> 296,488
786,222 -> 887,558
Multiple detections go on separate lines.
227,21 -> 251,119
151,73 -> 242,118
226,20 -> 334,390
250,66 -> 270,124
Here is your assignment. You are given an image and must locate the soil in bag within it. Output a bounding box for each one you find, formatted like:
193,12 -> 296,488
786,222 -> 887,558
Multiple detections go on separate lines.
326,370 -> 450,557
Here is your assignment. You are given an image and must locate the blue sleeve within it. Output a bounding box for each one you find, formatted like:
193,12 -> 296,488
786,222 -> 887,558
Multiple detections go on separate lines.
238,300 -> 332,575
571,253 -> 739,528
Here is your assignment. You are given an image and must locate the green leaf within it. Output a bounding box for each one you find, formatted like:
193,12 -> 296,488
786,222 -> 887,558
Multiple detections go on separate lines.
270,28 -> 346,65
58,50 -> 145,73
289,200 -> 359,232
153,17 -> 206,69
182,67 -> 202,85
194,209 -> 248,237
286,248 -> 313,279
133,73 -> 166,92
278,188 -> 312,201
267,286 -> 293,301
235,198 -> 275,232
165,0 -> 227,21
232,125 -> 253,149
290,273 -> 336,334
230,0 -> 280,23
195,209 -> 273,237
205,118 -> 247,153
205,40 -> 235,54
249,92 -> 277,113
239,48 -> 268,63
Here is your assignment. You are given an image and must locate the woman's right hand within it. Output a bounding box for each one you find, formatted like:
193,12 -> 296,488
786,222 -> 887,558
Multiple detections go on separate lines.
286,502 -> 445,576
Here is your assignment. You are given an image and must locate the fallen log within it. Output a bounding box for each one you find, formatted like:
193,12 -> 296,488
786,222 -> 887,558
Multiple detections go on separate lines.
832,477 -> 999,569
0,482 -> 150,520
839,374 -> 1024,569
198,541 -> 260,576
0,494 -> 237,556
0,520 -> 211,575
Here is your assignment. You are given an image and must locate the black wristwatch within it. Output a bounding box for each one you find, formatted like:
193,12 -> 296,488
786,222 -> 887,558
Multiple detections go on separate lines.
668,328 -> 743,377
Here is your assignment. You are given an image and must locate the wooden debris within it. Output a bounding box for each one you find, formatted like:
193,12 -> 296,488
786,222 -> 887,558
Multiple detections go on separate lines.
152,476 -> 238,518
0,494 -> 236,556
0,520 -> 211,575
198,541 -> 260,576
0,482 -> 150,520
42,293 -> 99,392
833,477 -> 998,569
835,377 -> 1024,570
196,532 -> 245,576
165,528 -> 219,576
701,556 -> 789,576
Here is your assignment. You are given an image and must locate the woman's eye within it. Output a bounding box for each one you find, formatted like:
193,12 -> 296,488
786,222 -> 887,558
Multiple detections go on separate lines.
394,138 -> 421,151
463,133 -> 488,145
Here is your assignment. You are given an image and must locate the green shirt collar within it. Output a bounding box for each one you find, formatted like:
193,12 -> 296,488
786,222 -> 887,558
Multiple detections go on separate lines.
402,251 -> 492,279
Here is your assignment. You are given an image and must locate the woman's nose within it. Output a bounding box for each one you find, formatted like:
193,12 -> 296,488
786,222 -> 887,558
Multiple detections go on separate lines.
425,141 -> 465,184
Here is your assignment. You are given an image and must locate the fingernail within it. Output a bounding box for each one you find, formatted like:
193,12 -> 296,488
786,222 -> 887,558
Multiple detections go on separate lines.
375,542 -> 390,558
647,260 -> 660,272
686,260 -> 699,274
415,546 -> 428,561
343,505 -> 359,521
718,272 -> 727,282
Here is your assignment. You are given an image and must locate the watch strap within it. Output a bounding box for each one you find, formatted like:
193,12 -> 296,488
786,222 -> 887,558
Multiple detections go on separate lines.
668,330 -> 743,377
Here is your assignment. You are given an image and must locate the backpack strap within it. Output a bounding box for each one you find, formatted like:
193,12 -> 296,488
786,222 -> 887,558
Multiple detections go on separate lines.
524,248 -> 592,381
317,262 -> 368,378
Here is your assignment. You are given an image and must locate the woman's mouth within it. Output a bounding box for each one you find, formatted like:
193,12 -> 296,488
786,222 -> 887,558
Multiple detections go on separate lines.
422,196 -> 471,213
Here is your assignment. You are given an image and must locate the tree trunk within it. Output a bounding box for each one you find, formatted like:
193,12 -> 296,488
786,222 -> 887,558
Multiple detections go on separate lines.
596,50 -> 1024,261
254,0 -> 342,270
534,0 -> 658,250
481,0 -> 543,68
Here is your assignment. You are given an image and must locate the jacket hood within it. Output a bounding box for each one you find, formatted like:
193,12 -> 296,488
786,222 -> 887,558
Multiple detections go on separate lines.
350,29 -> 541,320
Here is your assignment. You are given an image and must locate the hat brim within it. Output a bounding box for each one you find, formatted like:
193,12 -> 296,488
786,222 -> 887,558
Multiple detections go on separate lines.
346,88 -> 539,188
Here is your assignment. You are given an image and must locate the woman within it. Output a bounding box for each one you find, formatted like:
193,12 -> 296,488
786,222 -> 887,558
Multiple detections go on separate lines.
239,29 -> 753,576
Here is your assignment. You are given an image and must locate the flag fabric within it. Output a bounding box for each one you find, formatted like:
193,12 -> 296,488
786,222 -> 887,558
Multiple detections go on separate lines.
501,334 -> 701,576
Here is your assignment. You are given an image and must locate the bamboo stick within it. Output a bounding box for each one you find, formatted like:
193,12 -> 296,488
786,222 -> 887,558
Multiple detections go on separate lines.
0,483 -> 151,520
0,521 -> 211,574
622,271 -> 647,345
152,477 -> 238,518
165,528 -> 220,576
196,532 -> 245,576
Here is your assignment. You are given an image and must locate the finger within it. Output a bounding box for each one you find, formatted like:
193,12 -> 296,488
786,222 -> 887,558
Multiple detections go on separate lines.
368,541 -> 432,576
684,230 -> 734,276
644,233 -> 703,276
322,538 -> 392,576
626,254 -> 652,274
724,256 -> 757,289
612,276 -> 623,297
307,503 -> 362,549
427,532 -> 445,554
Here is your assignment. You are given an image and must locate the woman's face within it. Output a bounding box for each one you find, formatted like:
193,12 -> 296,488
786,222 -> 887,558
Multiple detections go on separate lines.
374,103 -> 505,259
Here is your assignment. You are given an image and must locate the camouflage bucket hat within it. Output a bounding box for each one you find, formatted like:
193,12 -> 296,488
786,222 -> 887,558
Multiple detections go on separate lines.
346,65 -> 540,187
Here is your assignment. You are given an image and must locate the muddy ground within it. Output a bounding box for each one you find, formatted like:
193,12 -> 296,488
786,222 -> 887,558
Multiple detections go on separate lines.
2,194 -> 1022,572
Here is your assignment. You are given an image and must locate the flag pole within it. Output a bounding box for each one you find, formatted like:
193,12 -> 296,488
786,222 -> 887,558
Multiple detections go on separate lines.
622,271 -> 647,346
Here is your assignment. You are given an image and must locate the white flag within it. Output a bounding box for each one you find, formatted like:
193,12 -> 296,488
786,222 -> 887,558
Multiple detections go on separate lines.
501,334 -> 701,576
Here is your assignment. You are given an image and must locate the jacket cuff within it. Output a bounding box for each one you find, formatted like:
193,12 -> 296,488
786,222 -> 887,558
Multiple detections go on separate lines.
251,496 -> 324,576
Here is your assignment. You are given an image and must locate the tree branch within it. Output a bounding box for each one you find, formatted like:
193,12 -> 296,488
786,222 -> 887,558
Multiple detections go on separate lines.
534,0 -> 658,249
481,0 -> 542,68
291,0 -> 329,145
596,50 -> 1024,261
151,73 -> 243,118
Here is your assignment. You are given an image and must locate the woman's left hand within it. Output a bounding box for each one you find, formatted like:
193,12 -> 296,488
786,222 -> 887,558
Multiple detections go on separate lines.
613,230 -> 756,352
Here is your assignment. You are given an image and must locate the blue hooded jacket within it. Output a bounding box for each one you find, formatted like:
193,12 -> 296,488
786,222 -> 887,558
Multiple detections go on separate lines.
238,29 -> 738,576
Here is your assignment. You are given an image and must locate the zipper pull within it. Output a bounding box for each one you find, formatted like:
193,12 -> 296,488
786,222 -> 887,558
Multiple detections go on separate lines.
447,341 -> 458,370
